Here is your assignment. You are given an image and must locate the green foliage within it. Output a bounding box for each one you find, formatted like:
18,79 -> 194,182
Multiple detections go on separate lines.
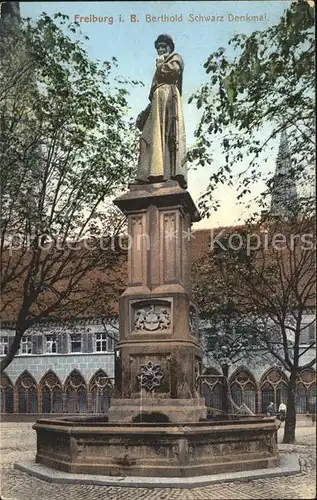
0,13 -> 139,371
1,13 -> 138,241
193,247 -> 260,368
195,210 -> 316,442
189,0 -> 315,216
194,209 -> 316,373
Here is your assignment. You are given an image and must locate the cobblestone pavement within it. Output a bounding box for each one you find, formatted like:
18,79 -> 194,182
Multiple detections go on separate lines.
0,421 -> 316,500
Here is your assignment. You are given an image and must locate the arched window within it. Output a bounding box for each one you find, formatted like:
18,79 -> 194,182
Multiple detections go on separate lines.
39,371 -> 63,413
308,386 -> 316,413
297,368 -> 316,413
64,370 -> 87,413
29,386 -> 38,413
230,382 -> 242,408
229,368 -> 257,413
52,387 -> 63,413
18,386 -> 27,413
276,381 -> 288,409
243,383 -> 257,413
0,373 -> 14,413
261,382 -> 274,413
5,386 -> 14,413
203,381 -> 223,411
296,384 -> 307,414
42,386 -> 51,413
260,367 -> 288,413
16,371 -> 38,413
201,368 -> 224,412
89,370 -> 113,413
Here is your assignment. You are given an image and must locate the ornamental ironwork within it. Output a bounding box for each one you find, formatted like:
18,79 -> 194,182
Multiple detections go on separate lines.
137,361 -> 164,391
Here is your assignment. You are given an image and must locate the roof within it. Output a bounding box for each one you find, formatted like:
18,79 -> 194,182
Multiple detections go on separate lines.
1,218 -> 315,325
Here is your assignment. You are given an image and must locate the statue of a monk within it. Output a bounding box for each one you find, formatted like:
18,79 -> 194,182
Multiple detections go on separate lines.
136,34 -> 187,189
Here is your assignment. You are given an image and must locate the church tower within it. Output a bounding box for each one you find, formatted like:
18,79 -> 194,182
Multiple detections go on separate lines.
270,129 -> 298,219
0,1 -> 20,24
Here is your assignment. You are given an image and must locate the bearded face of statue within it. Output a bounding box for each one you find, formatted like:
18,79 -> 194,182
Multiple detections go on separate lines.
156,42 -> 171,58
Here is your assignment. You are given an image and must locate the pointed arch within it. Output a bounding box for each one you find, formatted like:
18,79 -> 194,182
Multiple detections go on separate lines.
0,372 -> 13,387
15,370 -> 37,387
89,369 -> 113,413
15,370 -> 37,413
64,369 -> 87,389
39,370 -> 62,389
229,365 -> 257,387
64,369 -> 87,414
203,367 -> 222,376
89,369 -> 112,388
260,366 -> 288,387
201,367 -> 224,413
260,367 -> 288,413
296,382 -> 307,414
0,372 -> 14,413
296,368 -> 316,414
39,370 -> 63,413
298,367 -> 316,388
202,381 -> 223,412
229,366 -> 257,413
308,385 -> 316,414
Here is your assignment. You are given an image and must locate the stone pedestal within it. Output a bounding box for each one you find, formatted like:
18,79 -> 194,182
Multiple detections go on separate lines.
32,179 -> 281,478
109,181 -> 206,423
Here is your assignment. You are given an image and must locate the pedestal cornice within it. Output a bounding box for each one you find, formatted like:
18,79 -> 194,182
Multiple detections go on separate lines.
114,181 -> 201,223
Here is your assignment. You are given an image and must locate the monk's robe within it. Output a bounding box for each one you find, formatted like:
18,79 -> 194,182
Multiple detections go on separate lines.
136,52 -> 187,189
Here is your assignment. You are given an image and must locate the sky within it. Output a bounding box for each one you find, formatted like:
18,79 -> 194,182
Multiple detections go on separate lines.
20,1 -> 292,229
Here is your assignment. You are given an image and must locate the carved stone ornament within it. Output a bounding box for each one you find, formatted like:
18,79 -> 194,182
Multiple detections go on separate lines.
194,362 -> 200,390
236,372 -> 250,385
189,305 -> 197,335
137,361 -> 164,391
134,304 -> 171,332
21,374 -> 35,388
267,369 -> 282,384
43,373 -> 61,390
299,369 -> 315,384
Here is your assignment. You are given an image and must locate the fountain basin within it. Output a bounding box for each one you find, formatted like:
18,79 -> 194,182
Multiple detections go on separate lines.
33,416 -> 279,477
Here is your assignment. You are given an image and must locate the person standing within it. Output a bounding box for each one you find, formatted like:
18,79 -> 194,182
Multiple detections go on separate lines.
278,402 -> 287,421
266,401 -> 275,416
136,34 -> 187,189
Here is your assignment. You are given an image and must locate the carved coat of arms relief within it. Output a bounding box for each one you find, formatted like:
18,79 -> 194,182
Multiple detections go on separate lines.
134,304 -> 171,332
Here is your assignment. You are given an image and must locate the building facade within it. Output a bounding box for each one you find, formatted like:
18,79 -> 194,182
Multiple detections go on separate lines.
0,9 -> 315,421
202,351 -> 316,416
1,314 -> 315,416
0,320 -> 117,416
1,129 -> 315,417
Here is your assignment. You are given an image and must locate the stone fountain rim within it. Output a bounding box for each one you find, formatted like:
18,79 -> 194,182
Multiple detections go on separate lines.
33,415 -> 278,429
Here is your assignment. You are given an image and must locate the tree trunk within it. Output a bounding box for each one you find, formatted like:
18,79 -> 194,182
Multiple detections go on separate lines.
221,364 -> 230,414
283,369 -> 297,444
